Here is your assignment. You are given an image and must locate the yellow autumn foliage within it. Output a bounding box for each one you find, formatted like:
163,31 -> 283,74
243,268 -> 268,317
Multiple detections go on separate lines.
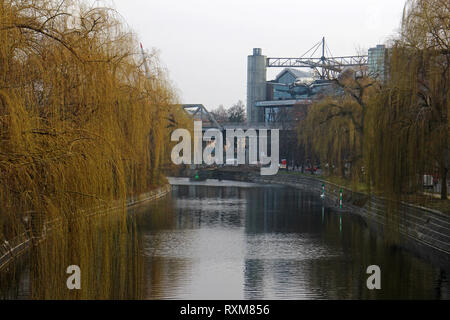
0,0 -> 190,242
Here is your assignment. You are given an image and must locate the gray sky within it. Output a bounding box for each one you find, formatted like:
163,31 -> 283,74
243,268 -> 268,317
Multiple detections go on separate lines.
112,0 -> 406,110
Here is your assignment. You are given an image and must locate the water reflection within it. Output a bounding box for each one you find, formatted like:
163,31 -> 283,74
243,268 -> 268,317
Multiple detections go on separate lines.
1,179 -> 448,300
140,178 -> 448,300
1,209 -> 145,300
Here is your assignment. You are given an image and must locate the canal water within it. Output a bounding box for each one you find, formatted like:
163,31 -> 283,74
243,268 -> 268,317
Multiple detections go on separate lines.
1,178 -> 448,299
141,178 -> 448,300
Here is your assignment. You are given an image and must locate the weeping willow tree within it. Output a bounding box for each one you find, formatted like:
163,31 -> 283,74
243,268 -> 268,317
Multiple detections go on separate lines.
299,0 -> 448,203
365,0 -> 449,200
0,0 -> 191,298
300,97 -> 357,178
299,71 -> 378,184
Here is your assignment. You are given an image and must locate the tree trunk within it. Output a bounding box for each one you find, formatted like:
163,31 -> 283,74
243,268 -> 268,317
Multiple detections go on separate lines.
441,164 -> 448,200
340,163 -> 346,179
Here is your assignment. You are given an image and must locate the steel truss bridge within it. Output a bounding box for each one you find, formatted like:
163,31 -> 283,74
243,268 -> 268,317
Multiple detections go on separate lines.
266,37 -> 368,80
182,104 -> 294,131
182,104 -> 223,131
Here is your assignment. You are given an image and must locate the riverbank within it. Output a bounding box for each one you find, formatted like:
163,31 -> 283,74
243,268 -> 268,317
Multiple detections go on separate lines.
205,169 -> 449,269
0,184 -> 172,272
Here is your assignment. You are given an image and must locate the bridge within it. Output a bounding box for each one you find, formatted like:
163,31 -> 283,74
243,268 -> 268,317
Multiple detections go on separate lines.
182,104 -> 295,131
266,37 -> 368,79
182,104 -> 223,131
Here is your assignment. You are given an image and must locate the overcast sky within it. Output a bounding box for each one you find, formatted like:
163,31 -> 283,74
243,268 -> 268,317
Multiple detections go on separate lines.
112,0 -> 406,110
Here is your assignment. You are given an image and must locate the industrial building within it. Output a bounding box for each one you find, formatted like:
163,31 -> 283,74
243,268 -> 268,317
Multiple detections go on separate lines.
368,44 -> 387,81
247,48 -> 267,124
246,49 -> 338,126
246,41 -> 387,125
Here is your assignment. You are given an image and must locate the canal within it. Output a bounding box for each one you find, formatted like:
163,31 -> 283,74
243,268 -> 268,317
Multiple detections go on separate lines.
1,178 -> 448,299
142,178 -> 448,300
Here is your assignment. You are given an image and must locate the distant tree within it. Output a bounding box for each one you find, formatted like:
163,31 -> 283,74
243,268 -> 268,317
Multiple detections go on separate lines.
228,100 -> 246,123
210,105 -> 228,123
298,70 -> 379,180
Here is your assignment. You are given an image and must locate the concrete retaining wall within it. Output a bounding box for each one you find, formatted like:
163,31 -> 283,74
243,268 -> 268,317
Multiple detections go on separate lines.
221,171 -> 449,268
0,184 -> 172,271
